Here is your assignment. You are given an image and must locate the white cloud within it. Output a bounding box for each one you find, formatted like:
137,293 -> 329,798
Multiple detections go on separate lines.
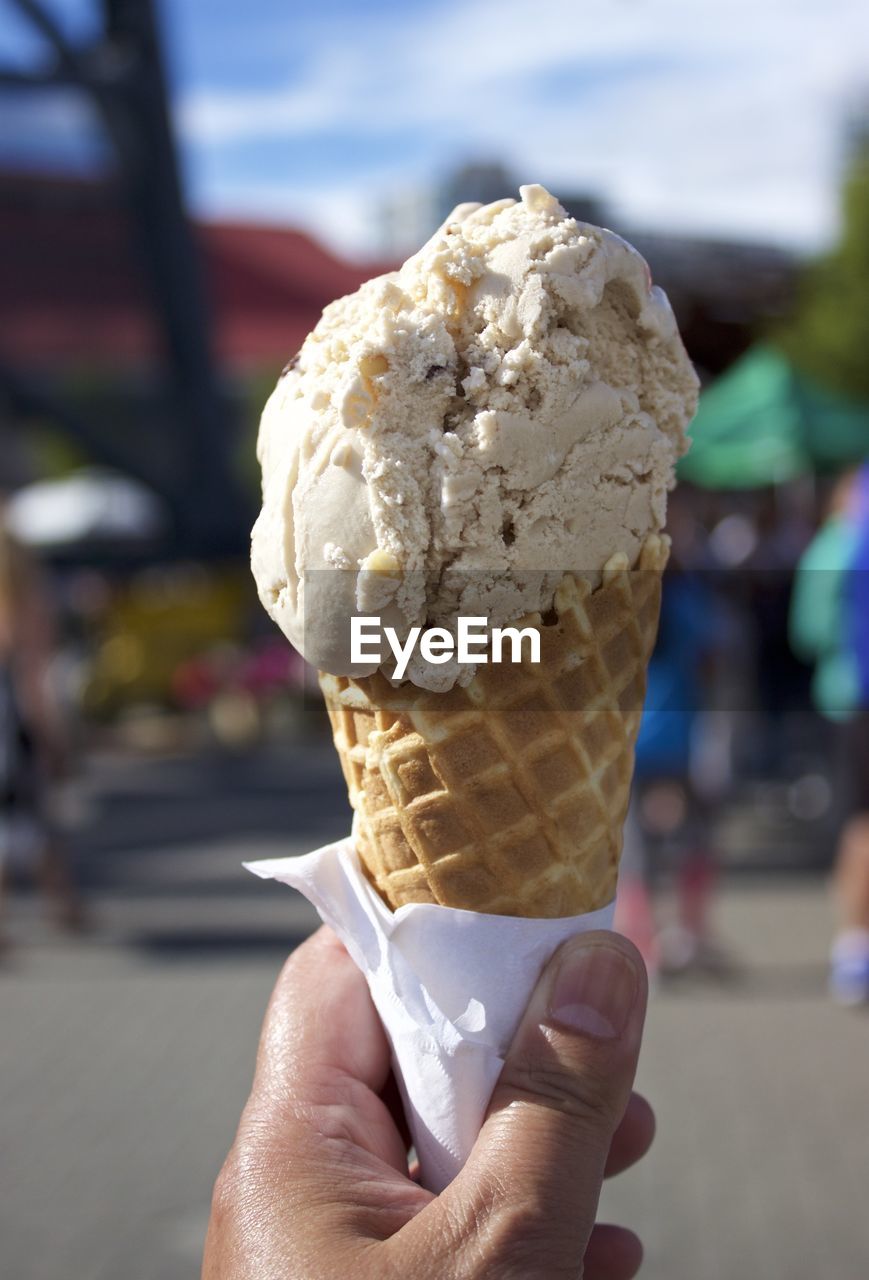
179,47 -> 359,143
176,0 -> 869,255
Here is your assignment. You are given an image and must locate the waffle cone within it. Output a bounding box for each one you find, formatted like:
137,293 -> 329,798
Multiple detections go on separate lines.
319,535 -> 669,917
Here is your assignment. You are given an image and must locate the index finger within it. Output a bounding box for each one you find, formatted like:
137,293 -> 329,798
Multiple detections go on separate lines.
252,926 -> 391,1107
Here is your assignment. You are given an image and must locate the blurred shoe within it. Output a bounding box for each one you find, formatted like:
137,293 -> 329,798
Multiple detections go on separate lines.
829,931 -> 869,1006
657,923 -> 697,974
658,925 -> 737,979
53,899 -> 91,934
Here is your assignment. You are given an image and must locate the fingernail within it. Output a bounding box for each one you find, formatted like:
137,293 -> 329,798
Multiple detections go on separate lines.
548,940 -> 639,1039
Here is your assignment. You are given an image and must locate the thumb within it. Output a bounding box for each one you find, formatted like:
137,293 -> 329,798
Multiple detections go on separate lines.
440,931 -> 647,1277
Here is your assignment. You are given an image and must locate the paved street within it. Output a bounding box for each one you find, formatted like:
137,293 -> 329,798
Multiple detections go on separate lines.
2,740 -> 868,1279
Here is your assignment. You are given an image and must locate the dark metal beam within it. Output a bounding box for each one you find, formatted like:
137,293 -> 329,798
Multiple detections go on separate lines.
9,0 -> 82,76
97,0 -> 241,552
0,65 -> 78,89
6,0 -> 245,555
8,0 -> 136,159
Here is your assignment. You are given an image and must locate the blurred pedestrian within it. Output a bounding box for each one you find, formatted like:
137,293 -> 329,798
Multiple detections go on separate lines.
0,512 -> 82,949
616,514 -> 730,978
743,490 -> 814,775
790,468 -> 869,1004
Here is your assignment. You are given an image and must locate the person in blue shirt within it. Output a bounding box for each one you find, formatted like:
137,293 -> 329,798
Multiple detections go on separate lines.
828,465 -> 869,1004
616,547 -> 729,977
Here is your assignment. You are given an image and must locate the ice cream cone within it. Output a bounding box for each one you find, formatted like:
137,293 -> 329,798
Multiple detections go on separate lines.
319,534 -> 669,918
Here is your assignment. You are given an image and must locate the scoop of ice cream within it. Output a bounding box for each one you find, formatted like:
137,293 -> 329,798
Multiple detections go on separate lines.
251,184 -> 698,688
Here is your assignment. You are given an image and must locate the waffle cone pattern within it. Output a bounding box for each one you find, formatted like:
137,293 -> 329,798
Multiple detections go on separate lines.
319,535 -> 669,918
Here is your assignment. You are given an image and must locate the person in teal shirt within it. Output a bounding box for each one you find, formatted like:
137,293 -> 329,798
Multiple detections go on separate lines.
791,468 -> 869,1004
789,471 -> 861,723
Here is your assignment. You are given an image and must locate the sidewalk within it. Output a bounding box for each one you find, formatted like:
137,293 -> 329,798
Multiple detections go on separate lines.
1,747 -> 868,1279
602,882 -> 869,1280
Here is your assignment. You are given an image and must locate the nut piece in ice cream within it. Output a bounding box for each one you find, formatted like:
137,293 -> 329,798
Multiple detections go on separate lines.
251,184 -> 699,690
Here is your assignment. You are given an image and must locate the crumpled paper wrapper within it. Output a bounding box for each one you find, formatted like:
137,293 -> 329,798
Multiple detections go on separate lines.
246,838 -> 615,1193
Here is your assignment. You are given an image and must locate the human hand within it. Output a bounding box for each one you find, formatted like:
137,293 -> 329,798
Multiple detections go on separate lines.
203,925 -> 651,1279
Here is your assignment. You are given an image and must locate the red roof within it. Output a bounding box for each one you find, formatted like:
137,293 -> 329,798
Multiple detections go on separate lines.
0,171 -> 392,375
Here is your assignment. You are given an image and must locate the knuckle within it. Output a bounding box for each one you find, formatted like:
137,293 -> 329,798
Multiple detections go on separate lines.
209,1152 -> 242,1225
209,1122 -> 273,1219
482,1204 -> 583,1280
503,1043 -> 619,1134
449,1172 -> 588,1280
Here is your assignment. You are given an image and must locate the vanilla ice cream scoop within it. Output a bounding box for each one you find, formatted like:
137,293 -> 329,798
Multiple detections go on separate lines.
251,185 -> 698,688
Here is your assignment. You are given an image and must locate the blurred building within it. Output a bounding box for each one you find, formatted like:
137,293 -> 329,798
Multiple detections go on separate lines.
3,155 -> 798,562
0,169 -> 389,558
378,186 -> 440,259
435,161 -> 522,224
381,161 -> 609,251
0,169 -> 379,378
379,162 -> 798,379
0,0 -> 252,558
622,230 -> 797,377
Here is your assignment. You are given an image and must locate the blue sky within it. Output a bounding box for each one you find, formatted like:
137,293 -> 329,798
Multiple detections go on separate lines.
2,0 -> 869,258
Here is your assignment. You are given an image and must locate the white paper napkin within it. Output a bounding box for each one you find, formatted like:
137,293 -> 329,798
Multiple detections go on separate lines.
246,838 -> 615,1193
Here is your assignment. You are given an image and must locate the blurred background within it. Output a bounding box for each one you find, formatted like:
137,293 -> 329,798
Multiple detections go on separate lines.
1,2 -> 869,1277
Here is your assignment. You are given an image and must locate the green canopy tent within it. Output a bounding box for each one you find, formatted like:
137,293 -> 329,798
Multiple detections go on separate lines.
678,346 -> 869,489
